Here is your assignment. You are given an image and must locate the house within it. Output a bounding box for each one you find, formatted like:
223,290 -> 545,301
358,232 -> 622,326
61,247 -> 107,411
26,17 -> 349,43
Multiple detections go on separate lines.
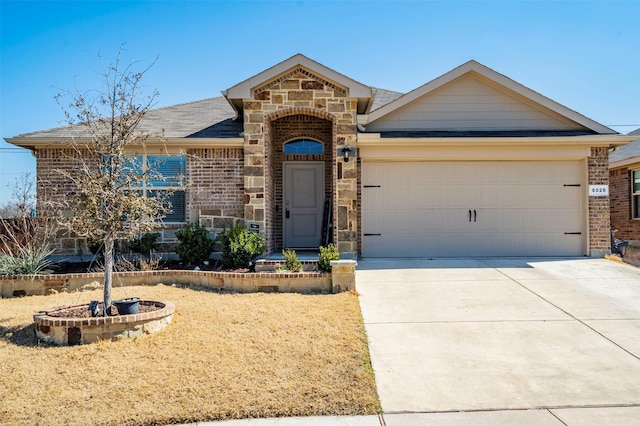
609,128 -> 640,243
6,54 -> 635,258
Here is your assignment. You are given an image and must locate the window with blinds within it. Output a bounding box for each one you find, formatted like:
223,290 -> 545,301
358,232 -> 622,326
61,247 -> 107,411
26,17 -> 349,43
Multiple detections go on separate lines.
137,155 -> 186,222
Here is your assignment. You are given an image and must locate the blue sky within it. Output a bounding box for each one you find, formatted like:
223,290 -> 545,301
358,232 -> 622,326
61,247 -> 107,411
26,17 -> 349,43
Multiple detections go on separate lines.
1,0 -> 639,202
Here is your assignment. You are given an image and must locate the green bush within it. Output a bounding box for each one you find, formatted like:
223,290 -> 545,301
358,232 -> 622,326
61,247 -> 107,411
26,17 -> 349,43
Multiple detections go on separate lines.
0,245 -> 55,275
221,224 -> 265,268
129,232 -> 160,257
318,244 -> 339,272
175,223 -> 214,265
282,249 -> 302,272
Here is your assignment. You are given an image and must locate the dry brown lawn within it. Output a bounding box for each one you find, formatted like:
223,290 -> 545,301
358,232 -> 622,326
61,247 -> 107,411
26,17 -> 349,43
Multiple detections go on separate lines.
0,285 -> 380,426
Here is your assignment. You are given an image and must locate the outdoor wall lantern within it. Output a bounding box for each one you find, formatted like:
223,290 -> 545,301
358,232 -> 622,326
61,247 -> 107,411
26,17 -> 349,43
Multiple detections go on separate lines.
341,146 -> 353,162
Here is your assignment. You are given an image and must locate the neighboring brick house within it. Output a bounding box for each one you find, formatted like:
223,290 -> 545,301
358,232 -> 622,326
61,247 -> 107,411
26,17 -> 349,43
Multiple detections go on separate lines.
609,128 -> 640,244
5,54 -> 635,258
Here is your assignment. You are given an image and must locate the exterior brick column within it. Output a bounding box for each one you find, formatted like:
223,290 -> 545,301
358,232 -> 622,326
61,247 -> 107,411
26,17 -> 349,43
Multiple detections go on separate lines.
588,146 -> 611,256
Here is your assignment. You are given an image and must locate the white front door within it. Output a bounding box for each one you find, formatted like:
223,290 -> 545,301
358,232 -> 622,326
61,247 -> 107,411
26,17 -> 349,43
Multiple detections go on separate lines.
284,162 -> 324,248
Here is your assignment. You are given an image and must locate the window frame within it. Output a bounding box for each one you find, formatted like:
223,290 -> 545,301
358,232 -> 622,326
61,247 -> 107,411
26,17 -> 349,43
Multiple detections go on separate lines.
283,138 -> 324,155
633,169 -> 640,220
135,154 -> 187,224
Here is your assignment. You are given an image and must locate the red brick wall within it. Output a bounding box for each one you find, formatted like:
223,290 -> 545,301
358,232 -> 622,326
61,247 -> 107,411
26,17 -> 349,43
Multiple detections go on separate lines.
187,148 -> 244,218
588,147 -> 611,253
610,166 -> 640,241
35,148 -> 95,209
269,114 -> 333,250
36,147 -> 246,254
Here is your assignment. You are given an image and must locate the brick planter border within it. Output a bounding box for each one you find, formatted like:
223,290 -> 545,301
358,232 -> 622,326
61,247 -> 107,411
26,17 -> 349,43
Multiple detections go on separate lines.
0,260 -> 356,298
33,300 -> 175,346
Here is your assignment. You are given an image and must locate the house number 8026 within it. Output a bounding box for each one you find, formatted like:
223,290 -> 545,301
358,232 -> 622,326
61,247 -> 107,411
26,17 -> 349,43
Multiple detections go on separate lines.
588,185 -> 609,196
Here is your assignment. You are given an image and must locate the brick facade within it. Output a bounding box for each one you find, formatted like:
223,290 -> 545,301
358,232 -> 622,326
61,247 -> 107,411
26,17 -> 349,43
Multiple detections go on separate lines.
588,147 -> 611,254
610,165 -> 640,242
270,114 -> 333,250
241,67 -> 358,257
35,147 -> 246,254
187,147 -> 245,241
35,148 -> 99,254
23,58 -> 624,259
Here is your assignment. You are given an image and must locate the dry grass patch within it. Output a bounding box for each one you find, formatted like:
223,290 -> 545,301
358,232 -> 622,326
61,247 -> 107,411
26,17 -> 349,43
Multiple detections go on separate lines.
0,285 -> 380,425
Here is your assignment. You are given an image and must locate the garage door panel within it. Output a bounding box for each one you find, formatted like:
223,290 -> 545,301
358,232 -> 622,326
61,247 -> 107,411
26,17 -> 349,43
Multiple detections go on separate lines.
363,231 -> 581,257
364,186 -> 474,209
477,208 -> 583,232
364,209 -> 476,234
362,161 -> 585,257
483,186 -> 582,209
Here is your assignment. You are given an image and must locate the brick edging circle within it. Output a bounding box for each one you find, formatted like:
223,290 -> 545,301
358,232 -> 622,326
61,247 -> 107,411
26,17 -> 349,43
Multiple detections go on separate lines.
33,300 -> 176,327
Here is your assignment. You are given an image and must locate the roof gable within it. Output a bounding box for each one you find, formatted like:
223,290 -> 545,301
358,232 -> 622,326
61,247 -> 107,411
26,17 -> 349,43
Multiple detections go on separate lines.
222,54 -> 373,114
365,60 -> 615,135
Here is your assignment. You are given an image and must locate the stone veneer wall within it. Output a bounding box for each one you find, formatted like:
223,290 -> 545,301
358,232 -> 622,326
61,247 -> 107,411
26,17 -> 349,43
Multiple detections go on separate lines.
588,147 -> 612,254
610,166 -> 640,242
241,67 -> 358,257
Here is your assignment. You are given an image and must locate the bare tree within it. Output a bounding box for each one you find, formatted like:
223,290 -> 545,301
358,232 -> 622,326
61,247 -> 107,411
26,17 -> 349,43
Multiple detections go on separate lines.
54,48 -> 174,314
0,172 -> 36,218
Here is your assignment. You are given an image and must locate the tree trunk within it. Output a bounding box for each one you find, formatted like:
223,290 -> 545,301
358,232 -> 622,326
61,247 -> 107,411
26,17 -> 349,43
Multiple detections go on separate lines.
103,235 -> 114,316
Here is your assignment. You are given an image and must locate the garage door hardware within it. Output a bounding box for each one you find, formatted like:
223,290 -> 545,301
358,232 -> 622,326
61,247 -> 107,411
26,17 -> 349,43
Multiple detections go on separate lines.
468,209 -> 477,222
364,185 -> 381,188
563,184 -> 581,187
564,232 -> 582,235
364,233 -> 381,236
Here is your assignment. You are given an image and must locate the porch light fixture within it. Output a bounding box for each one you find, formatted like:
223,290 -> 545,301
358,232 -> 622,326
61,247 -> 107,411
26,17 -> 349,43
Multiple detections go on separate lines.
341,146 -> 352,162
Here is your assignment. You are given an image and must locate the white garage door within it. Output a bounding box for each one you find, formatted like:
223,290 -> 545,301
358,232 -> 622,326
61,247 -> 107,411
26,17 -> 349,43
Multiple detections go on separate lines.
362,161 -> 585,257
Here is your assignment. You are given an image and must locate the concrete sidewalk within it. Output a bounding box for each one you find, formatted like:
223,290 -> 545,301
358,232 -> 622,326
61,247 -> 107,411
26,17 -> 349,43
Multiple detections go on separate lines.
183,258 -> 640,425
187,406 -> 640,425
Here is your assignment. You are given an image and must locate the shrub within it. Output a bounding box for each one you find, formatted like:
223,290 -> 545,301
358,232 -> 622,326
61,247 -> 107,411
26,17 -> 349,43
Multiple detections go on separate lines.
221,224 -> 265,268
0,245 -> 55,275
318,244 -> 340,272
129,232 -> 160,257
175,223 -> 214,266
282,249 -> 302,272
0,216 -> 56,275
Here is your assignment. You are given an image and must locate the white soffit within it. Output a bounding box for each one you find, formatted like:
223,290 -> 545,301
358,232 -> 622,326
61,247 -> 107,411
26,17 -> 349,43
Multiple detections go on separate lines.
366,60 -> 616,135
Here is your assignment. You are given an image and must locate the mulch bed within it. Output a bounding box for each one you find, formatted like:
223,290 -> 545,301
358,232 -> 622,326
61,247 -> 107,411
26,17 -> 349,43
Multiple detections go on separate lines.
46,300 -> 162,318
51,259 -> 250,274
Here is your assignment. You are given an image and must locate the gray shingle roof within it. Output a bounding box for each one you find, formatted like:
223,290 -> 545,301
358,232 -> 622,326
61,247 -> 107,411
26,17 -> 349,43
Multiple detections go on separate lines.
14,87 -> 403,140
15,97 -> 241,139
609,128 -> 640,163
370,87 -> 404,112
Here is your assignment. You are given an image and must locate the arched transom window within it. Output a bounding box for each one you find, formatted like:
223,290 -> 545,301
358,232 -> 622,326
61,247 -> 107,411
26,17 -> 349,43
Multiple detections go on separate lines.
283,139 -> 324,155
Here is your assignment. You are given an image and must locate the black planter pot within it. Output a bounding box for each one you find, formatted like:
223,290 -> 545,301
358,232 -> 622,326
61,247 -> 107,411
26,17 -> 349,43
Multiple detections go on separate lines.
113,297 -> 140,315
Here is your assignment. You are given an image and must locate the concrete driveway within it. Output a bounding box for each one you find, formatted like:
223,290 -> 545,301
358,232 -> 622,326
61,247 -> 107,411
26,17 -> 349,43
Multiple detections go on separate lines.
357,258 -> 640,419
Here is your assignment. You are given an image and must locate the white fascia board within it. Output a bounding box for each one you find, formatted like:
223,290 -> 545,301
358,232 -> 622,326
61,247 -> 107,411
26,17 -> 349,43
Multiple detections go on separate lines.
610,157 -> 640,170
5,137 -> 244,150
366,60 -> 617,135
356,134 -> 636,147
356,115 -> 369,125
